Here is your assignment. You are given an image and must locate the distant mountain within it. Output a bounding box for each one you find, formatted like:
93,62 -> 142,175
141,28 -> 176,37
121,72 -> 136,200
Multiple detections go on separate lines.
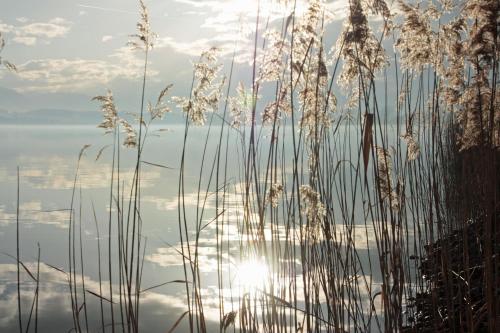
0,108 -> 188,125
0,108 -> 100,124
0,86 -> 187,125
0,86 -> 93,113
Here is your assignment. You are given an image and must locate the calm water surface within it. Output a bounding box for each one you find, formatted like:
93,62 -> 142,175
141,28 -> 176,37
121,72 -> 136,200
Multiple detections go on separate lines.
0,124 -> 389,332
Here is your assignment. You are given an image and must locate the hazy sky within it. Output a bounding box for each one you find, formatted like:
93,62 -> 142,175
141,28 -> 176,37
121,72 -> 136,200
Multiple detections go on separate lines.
0,0 -> 350,113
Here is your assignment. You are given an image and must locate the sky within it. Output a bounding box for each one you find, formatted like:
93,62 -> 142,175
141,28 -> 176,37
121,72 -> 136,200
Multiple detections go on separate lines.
0,0 -> 351,116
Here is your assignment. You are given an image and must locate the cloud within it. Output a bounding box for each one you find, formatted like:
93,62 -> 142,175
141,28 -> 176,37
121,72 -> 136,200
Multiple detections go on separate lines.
172,0 -> 220,8
16,58 -> 130,92
0,263 -> 207,332
0,22 -> 15,34
101,35 -> 113,43
14,47 -> 156,93
142,192 -> 215,211
0,206 -> 16,226
22,18 -> 71,38
0,201 -> 69,228
0,17 -> 72,46
161,0 -> 348,63
146,243 -> 227,273
171,0 -> 308,32
156,0 -> 296,63
157,33 -> 252,63
76,4 -> 136,15
143,185 -> 246,212
12,36 -> 37,46
15,155 -> 161,190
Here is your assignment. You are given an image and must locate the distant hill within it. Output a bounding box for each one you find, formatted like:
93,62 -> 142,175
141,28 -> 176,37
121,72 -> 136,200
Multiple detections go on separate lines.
0,86 -> 93,113
0,108 -> 100,125
0,108 -> 189,125
0,85 -> 187,125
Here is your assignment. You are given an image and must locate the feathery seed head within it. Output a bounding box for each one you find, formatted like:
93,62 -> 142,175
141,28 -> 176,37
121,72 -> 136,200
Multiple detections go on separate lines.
93,90 -> 118,133
128,0 -> 157,51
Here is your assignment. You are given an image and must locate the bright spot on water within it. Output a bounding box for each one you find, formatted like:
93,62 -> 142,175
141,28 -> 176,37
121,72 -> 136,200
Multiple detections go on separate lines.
235,258 -> 269,293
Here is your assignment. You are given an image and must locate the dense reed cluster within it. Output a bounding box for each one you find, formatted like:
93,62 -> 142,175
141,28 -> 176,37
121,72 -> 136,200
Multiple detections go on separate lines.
7,0 -> 499,332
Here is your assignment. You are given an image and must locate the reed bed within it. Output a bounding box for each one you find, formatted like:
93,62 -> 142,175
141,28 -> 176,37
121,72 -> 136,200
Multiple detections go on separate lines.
7,0 -> 499,332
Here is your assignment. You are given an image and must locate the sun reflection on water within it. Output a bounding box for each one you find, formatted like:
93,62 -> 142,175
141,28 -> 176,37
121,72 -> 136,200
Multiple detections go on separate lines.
235,257 -> 270,294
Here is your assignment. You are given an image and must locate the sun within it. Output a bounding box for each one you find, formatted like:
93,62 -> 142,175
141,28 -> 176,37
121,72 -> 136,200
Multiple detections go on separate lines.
235,257 -> 270,293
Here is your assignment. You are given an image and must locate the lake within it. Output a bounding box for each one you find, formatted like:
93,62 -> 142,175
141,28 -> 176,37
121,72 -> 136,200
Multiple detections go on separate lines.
0,123 -> 395,332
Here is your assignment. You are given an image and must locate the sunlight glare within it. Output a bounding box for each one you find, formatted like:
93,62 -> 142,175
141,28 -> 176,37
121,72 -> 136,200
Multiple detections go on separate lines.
236,258 -> 269,293
217,0 -> 307,23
